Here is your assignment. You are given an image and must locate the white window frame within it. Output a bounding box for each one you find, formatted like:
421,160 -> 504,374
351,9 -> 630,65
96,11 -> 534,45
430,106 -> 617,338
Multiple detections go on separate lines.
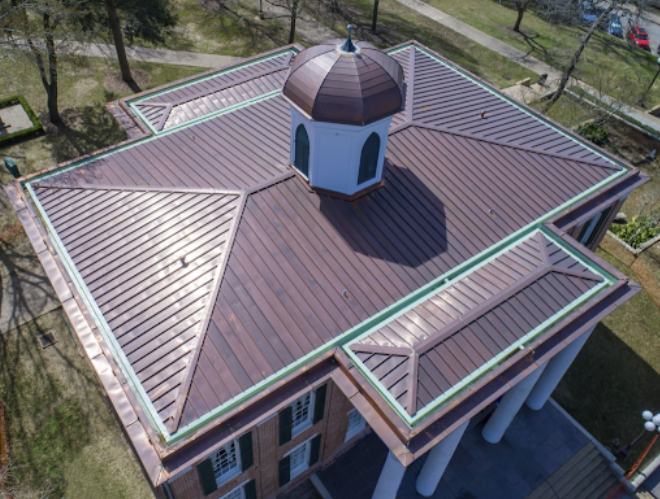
210,439 -> 241,487
218,480 -> 251,499
345,408 -> 367,442
290,390 -> 315,437
284,434 -> 318,480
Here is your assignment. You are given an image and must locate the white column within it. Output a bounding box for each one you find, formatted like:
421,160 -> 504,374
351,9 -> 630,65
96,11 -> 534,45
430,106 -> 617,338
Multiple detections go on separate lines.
415,419 -> 470,497
371,450 -> 406,499
526,327 -> 595,410
482,363 -> 548,444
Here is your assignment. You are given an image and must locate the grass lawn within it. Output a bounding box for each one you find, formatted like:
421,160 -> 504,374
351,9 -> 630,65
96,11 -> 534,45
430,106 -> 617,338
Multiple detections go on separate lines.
306,0 -> 536,88
416,0 -> 660,106
554,249 -> 660,472
0,56 -> 201,180
0,308 -> 154,499
154,0 -> 291,56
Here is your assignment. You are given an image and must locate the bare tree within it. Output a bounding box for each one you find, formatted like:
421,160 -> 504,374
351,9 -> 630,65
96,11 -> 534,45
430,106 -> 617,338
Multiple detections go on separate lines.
264,0 -> 303,43
0,0 -> 92,126
543,2 -> 618,112
511,0 -> 532,32
95,0 -> 176,84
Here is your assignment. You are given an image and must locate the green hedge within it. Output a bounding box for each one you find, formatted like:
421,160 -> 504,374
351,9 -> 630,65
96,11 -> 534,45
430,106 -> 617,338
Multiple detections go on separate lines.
0,95 -> 43,148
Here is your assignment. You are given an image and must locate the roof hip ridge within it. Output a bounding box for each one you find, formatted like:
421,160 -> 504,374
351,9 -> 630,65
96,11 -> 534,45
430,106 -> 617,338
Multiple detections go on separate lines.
169,192 -> 249,433
403,123 -> 622,171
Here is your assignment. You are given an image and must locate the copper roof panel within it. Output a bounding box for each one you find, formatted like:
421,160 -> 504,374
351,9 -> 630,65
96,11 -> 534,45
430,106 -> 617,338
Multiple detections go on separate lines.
347,232 -> 604,417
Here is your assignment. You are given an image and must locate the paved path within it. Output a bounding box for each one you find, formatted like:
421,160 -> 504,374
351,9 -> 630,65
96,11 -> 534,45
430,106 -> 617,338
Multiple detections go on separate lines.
394,0 -> 660,134
69,42 -> 242,68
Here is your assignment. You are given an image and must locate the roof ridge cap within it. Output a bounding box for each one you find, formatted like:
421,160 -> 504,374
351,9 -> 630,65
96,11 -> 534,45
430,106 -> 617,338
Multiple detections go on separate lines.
406,122 -> 622,172
170,192 -> 249,432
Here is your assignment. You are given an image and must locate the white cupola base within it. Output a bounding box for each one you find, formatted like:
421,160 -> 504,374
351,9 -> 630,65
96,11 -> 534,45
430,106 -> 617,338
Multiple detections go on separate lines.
289,106 -> 392,198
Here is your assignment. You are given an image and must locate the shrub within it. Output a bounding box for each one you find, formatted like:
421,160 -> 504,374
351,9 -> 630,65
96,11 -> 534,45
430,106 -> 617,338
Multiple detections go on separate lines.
577,122 -> 609,146
610,215 -> 660,249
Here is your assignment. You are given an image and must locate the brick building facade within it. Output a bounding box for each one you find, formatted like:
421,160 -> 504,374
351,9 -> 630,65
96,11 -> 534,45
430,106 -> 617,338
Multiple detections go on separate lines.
165,380 -> 366,499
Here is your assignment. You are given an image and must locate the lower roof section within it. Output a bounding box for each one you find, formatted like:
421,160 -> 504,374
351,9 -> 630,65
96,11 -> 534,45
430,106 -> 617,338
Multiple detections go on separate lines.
345,229 -> 608,426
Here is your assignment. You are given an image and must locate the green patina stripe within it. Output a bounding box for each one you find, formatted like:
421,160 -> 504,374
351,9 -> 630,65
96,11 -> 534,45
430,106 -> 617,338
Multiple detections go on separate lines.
386,44 -> 625,170
21,41 -> 632,444
343,226 -> 615,428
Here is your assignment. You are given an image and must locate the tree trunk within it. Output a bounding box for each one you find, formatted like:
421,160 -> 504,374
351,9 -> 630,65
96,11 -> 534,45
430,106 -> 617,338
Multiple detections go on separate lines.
288,0 -> 297,44
544,2 -> 616,112
43,10 -> 62,126
513,7 -> 524,32
372,0 -> 379,32
105,0 -> 132,82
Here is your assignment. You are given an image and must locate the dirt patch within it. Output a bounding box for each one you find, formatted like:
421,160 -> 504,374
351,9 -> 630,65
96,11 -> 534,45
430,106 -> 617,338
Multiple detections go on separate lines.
103,69 -> 151,94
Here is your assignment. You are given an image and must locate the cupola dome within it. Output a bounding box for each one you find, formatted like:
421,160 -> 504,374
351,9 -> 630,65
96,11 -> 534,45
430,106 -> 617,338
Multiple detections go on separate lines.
283,28 -> 405,199
282,34 -> 404,125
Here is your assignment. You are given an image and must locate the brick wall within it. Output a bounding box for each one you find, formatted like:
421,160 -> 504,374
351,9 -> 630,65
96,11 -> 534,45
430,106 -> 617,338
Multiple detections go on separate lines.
168,379 -> 360,499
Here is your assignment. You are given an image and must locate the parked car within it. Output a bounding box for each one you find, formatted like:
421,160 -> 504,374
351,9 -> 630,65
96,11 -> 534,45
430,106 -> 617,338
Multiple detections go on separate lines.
607,18 -> 623,38
581,2 -> 599,25
628,25 -> 651,51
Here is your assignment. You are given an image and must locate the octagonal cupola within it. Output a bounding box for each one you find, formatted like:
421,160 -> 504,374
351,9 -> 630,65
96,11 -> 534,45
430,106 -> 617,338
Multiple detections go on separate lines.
282,27 -> 405,198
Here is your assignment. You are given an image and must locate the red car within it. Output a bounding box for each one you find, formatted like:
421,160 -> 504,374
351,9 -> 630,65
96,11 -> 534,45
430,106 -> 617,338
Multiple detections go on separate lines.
628,25 -> 651,51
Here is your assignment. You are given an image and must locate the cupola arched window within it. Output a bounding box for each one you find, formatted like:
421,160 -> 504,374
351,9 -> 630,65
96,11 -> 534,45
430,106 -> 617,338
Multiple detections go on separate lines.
358,133 -> 381,185
294,125 -> 310,177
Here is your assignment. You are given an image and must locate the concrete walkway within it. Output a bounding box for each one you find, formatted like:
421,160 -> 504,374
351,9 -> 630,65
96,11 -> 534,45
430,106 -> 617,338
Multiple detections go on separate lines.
393,0 -> 660,134
69,42 -> 242,68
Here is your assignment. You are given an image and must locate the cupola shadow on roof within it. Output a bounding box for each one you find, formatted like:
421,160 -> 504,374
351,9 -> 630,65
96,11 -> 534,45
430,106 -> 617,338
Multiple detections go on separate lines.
7,35 -> 649,487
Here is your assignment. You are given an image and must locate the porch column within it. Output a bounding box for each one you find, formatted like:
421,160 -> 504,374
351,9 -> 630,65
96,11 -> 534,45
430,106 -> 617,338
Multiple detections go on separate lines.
482,363 -> 548,444
415,419 -> 470,497
526,327 -> 595,410
371,450 -> 406,499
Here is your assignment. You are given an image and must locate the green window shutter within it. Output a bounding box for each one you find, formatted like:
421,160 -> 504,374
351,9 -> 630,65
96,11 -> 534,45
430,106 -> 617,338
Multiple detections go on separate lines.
278,455 -> 291,487
279,407 -> 293,446
244,479 -> 257,499
312,384 -> 327,424
239,432 -> 254,471
309,435 -> 322,466
196,458 -> 218,496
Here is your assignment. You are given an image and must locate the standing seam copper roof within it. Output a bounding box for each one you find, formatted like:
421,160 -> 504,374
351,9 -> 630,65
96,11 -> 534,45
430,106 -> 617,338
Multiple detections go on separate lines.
347,231 -> 604,418
282,40 -> 404,125
20,42 -> 639,443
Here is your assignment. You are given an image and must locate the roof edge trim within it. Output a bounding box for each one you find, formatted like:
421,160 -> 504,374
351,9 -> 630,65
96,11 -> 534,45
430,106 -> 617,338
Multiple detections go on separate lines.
342,228 -> 615,427
24,158 -> 627,445
387,43 -> 628,172
21,90 -> 283,186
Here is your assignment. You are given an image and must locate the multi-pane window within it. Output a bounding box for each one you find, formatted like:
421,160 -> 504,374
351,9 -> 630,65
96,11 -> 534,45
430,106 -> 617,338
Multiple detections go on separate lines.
291,391 -> 313,436
345,409 -> 366,441
289,441 -> 310,479
212,440 -> 240,486
220,486 -> 244,499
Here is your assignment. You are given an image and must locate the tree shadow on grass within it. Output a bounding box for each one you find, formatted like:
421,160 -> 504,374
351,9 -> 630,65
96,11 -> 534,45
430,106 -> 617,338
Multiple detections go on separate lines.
0,310 -> 111,497
38,105 -> 127,166
308,0 -> 482,77
554,322 -> 660,470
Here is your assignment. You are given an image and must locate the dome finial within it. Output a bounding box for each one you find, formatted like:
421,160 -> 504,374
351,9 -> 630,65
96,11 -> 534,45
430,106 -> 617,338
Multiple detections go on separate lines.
340,16 -> 356,53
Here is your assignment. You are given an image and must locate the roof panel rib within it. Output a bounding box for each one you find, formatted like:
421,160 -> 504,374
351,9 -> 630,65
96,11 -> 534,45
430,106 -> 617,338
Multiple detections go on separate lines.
32,185 -> 243,430
346,231 -> 605,419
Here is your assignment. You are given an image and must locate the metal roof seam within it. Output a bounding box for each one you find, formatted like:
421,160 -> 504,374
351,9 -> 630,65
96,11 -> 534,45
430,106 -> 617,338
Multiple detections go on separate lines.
170,192 -> 249,431
391,42 -> 625,170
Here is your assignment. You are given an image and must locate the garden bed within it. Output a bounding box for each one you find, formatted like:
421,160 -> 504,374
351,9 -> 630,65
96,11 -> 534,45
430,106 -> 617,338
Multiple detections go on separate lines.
0,95 -> 43,147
